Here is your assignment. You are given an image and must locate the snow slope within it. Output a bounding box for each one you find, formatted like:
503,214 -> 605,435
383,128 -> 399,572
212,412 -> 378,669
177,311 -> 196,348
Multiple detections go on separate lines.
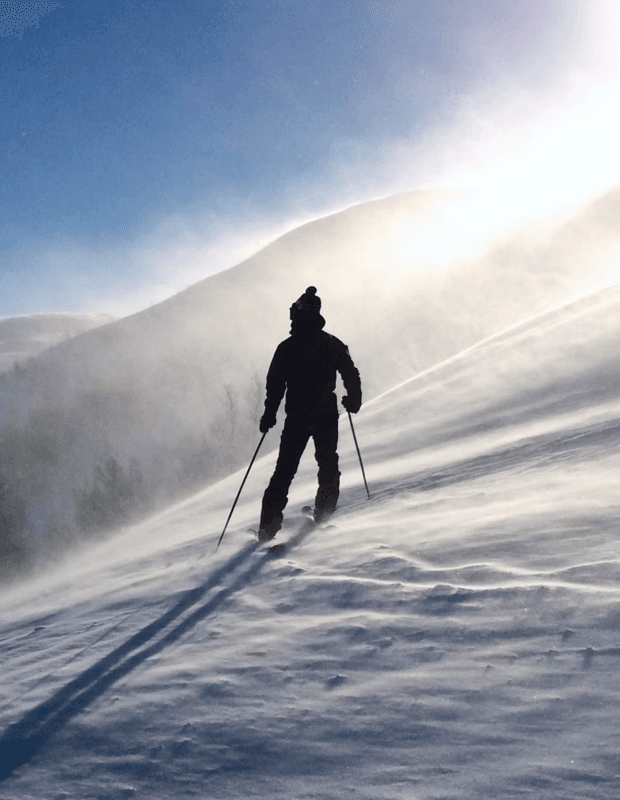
0,314 -> 113,374
2,281 -> 620,798
2,186 -> 620,570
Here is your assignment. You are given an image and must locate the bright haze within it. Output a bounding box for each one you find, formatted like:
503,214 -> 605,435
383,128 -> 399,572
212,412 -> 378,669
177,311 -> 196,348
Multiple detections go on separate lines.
1,0 -> 619,317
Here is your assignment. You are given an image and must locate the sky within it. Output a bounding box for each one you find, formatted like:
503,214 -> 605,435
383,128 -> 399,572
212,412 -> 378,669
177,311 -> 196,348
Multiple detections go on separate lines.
1,0 -> 619,318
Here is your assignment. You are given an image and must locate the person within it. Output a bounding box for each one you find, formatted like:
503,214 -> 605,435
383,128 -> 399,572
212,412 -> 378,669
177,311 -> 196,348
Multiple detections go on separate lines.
257,286 -> 362,541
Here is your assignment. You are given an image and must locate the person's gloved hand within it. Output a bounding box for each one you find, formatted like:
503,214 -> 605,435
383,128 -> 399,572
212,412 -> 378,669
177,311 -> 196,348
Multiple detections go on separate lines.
342,395 -> 361,414
259,412 -> 277,433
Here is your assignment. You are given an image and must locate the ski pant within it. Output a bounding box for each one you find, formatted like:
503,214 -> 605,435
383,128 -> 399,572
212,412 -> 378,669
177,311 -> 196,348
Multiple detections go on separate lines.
260,413 -> 340,533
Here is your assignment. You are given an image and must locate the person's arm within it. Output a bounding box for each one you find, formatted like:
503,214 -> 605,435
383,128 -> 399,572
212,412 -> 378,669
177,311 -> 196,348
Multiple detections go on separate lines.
338,342 -> 362,413
260,342 -> 288,431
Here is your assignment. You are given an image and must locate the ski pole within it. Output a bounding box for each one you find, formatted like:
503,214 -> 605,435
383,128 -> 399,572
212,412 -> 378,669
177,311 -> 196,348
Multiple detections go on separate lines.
347,410 -> 370,499
216,431 -> 268,550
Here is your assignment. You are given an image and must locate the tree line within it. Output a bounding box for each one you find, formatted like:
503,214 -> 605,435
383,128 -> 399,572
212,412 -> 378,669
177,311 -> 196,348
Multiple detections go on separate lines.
0,370 -> 267,576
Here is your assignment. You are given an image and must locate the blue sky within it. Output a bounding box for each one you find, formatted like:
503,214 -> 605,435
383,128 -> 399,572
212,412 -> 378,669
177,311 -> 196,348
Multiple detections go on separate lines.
1,1 -> 618,317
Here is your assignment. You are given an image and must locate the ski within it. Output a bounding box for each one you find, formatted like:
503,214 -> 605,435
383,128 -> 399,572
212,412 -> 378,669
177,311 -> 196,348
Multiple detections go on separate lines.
301,505 -> 336,529
247,528 -> 287,554
245,505 -> 333,554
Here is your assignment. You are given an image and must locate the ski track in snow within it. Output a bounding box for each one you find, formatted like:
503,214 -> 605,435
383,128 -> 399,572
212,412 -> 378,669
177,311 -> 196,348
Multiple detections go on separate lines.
4,290 -> 620,797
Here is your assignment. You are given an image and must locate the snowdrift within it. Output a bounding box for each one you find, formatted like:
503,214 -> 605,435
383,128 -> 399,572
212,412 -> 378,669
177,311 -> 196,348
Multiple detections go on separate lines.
2,277 -> 620,797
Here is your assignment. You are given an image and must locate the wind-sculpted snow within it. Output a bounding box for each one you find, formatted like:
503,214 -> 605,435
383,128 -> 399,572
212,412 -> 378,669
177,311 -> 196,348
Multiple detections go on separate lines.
3,277 -> 620,796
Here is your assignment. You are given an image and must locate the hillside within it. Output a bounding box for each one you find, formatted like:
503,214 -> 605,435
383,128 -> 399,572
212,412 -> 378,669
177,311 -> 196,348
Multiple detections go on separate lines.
2,278 -> 620,797
1,186 -> 620,572
0,313 -> 113,374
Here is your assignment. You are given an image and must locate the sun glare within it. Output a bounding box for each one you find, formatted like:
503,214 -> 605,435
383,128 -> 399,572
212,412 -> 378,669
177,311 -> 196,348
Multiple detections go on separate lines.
385,2 -> 620,267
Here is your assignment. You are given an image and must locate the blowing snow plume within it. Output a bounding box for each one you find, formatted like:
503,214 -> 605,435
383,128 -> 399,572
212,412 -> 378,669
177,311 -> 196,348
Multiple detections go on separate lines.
0,313 -> 113,374
1,183 -> 620,575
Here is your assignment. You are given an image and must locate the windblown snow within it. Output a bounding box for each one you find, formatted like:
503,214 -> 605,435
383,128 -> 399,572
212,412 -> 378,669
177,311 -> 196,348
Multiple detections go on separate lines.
0,313 -> 113,374
3,276 -> 620,798
2,187 -> 620,573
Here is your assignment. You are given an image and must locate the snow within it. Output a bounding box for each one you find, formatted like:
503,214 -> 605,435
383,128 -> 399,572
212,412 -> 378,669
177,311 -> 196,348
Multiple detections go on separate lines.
3,187 -> 620,564
3,279 -> 620,798
0,313 -> 113,374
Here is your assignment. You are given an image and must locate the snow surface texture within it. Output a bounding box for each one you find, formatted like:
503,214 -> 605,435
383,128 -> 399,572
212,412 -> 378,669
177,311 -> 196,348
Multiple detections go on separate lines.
3,280 -> 620,798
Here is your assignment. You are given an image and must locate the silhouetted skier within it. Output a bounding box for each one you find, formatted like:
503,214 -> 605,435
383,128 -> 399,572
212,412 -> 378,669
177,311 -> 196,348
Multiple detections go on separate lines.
257,287 -> 362,541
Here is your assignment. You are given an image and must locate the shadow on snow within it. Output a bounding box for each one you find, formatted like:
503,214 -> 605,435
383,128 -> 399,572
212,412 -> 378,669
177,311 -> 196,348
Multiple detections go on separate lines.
0,520 -> 315,782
